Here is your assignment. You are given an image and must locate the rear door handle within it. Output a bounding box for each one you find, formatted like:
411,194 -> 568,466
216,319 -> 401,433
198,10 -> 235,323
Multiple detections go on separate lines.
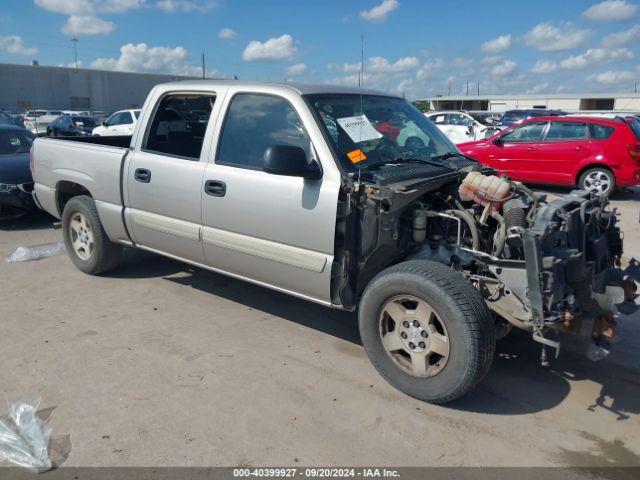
204,180 -> 226,197
526,146 -> 535,151
134,168 -> 151,183
576,146 -> 585,151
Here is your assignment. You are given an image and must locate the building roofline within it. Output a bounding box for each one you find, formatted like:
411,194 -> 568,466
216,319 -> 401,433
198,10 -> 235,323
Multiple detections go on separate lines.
417,93 -> 640,101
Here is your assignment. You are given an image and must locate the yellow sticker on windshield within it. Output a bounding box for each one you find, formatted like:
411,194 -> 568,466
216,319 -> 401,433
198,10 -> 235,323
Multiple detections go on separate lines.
347,149 -> 367,163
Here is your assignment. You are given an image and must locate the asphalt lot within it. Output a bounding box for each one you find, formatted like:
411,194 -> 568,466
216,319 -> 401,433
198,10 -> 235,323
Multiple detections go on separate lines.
1,189 -> 639,468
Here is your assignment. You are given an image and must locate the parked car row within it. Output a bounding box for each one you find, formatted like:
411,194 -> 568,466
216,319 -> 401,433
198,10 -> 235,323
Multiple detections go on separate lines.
458,114 -> 640,196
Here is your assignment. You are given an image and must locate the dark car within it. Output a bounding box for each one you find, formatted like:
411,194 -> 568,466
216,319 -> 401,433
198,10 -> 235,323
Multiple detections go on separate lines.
500,109 -> 566,127
46,114 -> 98,137
0,125 -> 38,216
0,110 -> 24,128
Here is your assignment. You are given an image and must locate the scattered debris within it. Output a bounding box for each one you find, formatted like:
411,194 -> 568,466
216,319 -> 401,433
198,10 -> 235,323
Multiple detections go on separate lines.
6,242 -> 65,263
0,396 -> 69,473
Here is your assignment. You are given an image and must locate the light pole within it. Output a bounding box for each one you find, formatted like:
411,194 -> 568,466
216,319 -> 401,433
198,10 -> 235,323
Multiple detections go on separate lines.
71,38 -> 79,72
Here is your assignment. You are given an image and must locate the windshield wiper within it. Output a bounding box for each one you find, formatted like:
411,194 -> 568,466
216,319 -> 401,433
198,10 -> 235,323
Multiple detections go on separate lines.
387,156 -> 457,171
430,151 -> 477,164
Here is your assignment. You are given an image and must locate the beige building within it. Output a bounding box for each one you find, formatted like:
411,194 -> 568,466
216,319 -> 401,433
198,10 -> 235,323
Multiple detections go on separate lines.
419,93 -> 640,113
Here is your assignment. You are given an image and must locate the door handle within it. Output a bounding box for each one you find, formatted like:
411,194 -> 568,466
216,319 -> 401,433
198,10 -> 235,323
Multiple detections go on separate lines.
526,146 -> 535,151
576,146 -> 585,151
134,168 -> 151,183
204,180 -> 226,197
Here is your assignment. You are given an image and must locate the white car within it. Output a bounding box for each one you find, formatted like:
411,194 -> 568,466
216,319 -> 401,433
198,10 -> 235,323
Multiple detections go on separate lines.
92,109 -> 140,136
23,110 -> 64,136
426,111 -> 502,144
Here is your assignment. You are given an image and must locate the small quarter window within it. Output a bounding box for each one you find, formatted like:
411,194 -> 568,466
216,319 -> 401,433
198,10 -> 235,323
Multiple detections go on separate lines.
145,93 -> 215,160
588,123 -> 615,140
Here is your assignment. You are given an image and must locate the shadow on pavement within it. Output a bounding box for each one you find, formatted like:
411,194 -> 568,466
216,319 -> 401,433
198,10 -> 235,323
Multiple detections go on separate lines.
0,211 -> 56,231
108,249 -> 640,417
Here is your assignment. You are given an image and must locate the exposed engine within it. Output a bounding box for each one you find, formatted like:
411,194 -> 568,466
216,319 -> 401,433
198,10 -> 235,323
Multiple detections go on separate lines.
335,164 -> 632,363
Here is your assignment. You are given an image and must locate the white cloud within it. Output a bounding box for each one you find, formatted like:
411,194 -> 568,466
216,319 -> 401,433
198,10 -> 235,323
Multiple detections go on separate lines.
481,55 -> 502,65
367,56 -> 419,73
34,0 -> 144,14
524,22 -> 589,51
34,0 -> 94,15
328,62 -> 361,73
218,27 -> 236,39
156,0 -> 216,12
583,1 -> 637,21
62,15 -> 115,35
284,63 -> 308,75
525,83 -> 550,94
489,59 -> 517,77
242,34 -> 296,62
416,58 -> 445,80
531,59 -> 558,73
559,47 -> 634,69
602,24 -> 640,46
481,34 -> 512,54
0,36 -> 38,55
90,42 -> 208,76
359,0 -> 398,22
588,69 -> 636,84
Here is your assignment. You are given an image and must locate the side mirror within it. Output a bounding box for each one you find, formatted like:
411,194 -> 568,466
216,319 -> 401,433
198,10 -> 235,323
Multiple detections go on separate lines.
263,145 -> 322,180
492,136 -> 503,145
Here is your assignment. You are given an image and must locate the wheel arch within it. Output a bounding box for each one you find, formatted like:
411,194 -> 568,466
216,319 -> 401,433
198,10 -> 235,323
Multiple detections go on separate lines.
56,180 -> 93,216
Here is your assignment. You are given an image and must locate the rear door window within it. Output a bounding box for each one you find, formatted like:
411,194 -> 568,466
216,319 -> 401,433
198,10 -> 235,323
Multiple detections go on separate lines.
144,93 -> 215,160
500,122 -> 547,143
545,122 -> 588,141
588,123 -> 615,140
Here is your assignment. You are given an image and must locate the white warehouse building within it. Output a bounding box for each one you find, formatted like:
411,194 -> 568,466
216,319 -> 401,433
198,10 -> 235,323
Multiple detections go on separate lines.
419,93 -> 640,113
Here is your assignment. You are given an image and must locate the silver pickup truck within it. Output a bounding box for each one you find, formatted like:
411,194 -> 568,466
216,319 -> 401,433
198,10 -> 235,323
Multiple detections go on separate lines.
31,81 -> 634,403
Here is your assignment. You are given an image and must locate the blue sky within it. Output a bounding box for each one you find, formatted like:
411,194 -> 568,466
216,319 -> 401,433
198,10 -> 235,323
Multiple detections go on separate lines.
1,0 -> 639,99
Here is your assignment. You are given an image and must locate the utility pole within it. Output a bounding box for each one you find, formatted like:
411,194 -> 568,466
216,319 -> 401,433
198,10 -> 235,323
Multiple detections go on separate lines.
201,53 -> 205,79
71,38 -> 79,72
448,81 -> 451,96
477,82 -> 480,96
466,81 -> 469,96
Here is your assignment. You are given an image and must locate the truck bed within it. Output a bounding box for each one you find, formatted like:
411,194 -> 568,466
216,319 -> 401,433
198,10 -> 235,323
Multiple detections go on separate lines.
32,135 -> 131,239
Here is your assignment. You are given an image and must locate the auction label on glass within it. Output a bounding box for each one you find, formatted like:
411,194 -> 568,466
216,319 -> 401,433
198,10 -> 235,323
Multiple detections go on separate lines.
337,115 -> 382,143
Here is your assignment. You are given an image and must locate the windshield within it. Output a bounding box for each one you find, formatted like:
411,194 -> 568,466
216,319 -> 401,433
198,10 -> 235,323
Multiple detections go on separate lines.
71,116 -> 97,127
502,111 -> 525,122
0,129 -> 35,154
306,94 -> 458,172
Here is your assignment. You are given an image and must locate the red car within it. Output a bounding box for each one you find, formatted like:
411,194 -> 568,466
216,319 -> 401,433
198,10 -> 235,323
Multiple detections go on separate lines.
458,116 -> 640,196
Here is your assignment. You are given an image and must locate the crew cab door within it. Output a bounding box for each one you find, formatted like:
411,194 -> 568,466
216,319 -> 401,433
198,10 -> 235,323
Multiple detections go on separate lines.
200,90 -> 341,303
124,91 -> 219,263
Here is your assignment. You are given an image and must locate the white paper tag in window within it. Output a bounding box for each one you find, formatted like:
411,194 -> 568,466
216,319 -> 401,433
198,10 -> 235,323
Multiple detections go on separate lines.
337,114 -> 383,143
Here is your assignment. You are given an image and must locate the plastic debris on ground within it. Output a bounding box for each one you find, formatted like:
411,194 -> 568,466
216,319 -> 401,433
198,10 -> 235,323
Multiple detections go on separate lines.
0,396 -> 70,473
6,242 -> 65,263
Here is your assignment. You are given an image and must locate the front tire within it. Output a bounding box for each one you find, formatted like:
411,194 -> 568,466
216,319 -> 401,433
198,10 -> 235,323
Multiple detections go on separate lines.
358,260 -> 495,403
579,167 -> 615,197
62,195 -> 121,275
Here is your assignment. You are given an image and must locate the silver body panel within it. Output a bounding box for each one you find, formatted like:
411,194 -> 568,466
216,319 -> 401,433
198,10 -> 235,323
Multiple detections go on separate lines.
32,80 -> 398,307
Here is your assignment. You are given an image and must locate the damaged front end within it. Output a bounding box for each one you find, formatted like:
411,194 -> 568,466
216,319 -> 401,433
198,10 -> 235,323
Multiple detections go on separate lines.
336,163 -> 637,364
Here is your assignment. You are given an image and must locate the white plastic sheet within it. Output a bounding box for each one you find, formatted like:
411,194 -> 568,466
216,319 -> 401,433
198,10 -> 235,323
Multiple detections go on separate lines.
0,396 -> 52,473
6,242 -> 65,263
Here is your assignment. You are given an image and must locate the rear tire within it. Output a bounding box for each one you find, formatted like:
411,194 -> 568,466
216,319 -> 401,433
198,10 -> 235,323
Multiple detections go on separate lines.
579,167 -> 615,197
62,195 -> 121,275
358,260 -> 495,403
